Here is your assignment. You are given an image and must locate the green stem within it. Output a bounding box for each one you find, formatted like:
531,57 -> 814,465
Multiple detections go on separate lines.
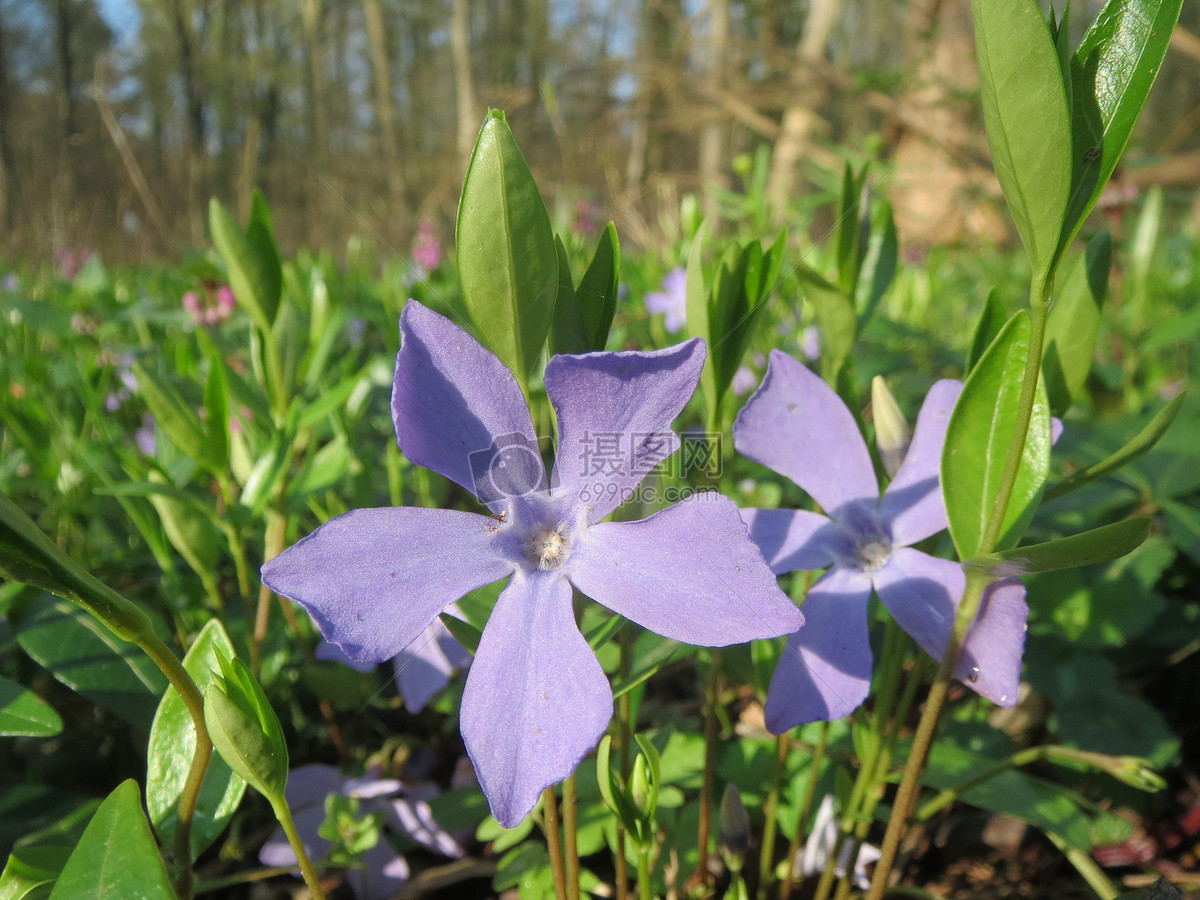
271,796 -> 328,900
563,774 -> 581,900
543,786 -> 569,900
865,287 -> 1052,900
756,732 -> 790,898
1046,831 -> 1118,899
779,722 -> 830,900
693,649 -> 722,890
637,849 -> 653,900
615,630 -> 633,900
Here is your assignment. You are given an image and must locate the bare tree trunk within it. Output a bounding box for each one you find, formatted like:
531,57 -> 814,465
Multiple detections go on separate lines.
890,0 -> 1005,248
0,9 -> 17,227
167,0 -> 208,243
362,0 -> 404,220
765,0 -> 842,221
451,0 -> 477,164
697,0 -> 729,229
301,0 -> 329,243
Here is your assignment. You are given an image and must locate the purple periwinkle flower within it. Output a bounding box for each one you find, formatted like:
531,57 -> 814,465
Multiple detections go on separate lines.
734,350 -> 1027,731
262,301 -> 803,826
259,763 -> 461,900
644,266 -> 687,333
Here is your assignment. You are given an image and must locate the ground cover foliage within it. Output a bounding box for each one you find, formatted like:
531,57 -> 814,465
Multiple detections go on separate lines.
1,1 -> 1199,898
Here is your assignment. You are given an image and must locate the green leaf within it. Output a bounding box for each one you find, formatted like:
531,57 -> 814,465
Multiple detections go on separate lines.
0,843 -> 67,900
972,0 -> 1072,292
16,594 -> 167,730
204,651 -> 288,801
684,223 -> 714,410
438,612 -> 482,657
1043,232 -> 1111,416
1061,0 -> 1184,252
209,195 -> 282,331
145,472 -> 221,585
130,362 -> 219,473
47,781 -> 174,900
854,197 -> 898,324
943,311 -> 1052,558
146,620 -> 246,860
834,162 -> 867,297
0,675 -> 62,738
200,338 -> 232,474
1044,393 -> 1185,501
548,236 -> 586,356
965,289 -> 1009,375
576,222 -> 620,351
796,263 -> 855,392
455,110 -> 558,381
967,516 -> 1150,576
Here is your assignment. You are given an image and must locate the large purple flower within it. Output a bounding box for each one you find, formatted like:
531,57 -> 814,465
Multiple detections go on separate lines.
734,350 -> 1027,732
263,301 -> 803,826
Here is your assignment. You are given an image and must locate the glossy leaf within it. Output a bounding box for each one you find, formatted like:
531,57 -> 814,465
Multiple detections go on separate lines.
943,311 -> 1052,558
967,516 -> 1150,576
204,651 -> 288,801
548,236 -> 586,356
0,843 -> 67,900
966,289 -> 1009,375
16,594 -> 166,730
47,781 -> 174,900
972,0 -> 1072,292
209,194 -> 282,332
576,222 -> 620,351
456,110 -> 558,381
0,676 -> 62,738
1044,232 -> 1111,416
1061,0 -> 1184,252
147,619 -> 246,860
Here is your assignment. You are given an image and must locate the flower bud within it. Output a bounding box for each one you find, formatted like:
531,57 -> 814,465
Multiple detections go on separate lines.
718,783 -> 751,873
871,375 -> 911,478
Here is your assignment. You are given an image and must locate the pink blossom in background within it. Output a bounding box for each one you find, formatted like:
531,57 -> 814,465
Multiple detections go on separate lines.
56,248 -> 92,280
412,220 -> 442,271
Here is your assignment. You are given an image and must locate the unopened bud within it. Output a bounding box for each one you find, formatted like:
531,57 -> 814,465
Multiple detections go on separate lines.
718,783 -> 751,873
872,376 -> 911,478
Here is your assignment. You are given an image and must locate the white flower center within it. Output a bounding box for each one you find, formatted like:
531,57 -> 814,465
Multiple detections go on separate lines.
857,538 -> 892,572
528,526 -> 569,569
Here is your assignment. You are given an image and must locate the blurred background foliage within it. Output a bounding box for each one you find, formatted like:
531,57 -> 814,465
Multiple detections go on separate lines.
1,0 -> 1199,263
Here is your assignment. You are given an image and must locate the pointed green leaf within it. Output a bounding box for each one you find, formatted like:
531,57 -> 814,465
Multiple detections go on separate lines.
684,224 -> 716,411
1044,231 -> 1111,415
549,237 -> 586,356
835,162 -> 867,297
966,289 -> 1009,375
854,198 -> 897,324
131,362 -> 219,472
972,0 -> 1072,291
1044,393 -> 1185,501
145,472 -> 221,583
0,843 -> 68,900
147,620 -> 246,860
438,611 -> 483,657
456,110 -> 558,381
1061,0 -> 1184,251
16,594 -> 166,730
796,264 -> 855,393
577,222 -> 620,351
201,338 -> 231,474
209,195 -> 282,331
0,675 -> 62,738
966,516 -> 1150,576
48,781 -> 174,900
943,311 -> 1052,558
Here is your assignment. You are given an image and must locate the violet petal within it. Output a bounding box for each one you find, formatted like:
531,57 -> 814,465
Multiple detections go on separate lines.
872,548 -> 964,663
546,339 -> 704,522
351,838 -> 409,900
385,796 -> 465,858
459,571 -> 611,828
739,507 -> 840,574
880,379 -> 961,546
763,568 -> 873,731
392,300 -> 544,508
261,507 -> 511,663
570,493 -> 804,645
733,350 -> 878,513
393,619 -> 461,713
957,577 -> 1027,706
